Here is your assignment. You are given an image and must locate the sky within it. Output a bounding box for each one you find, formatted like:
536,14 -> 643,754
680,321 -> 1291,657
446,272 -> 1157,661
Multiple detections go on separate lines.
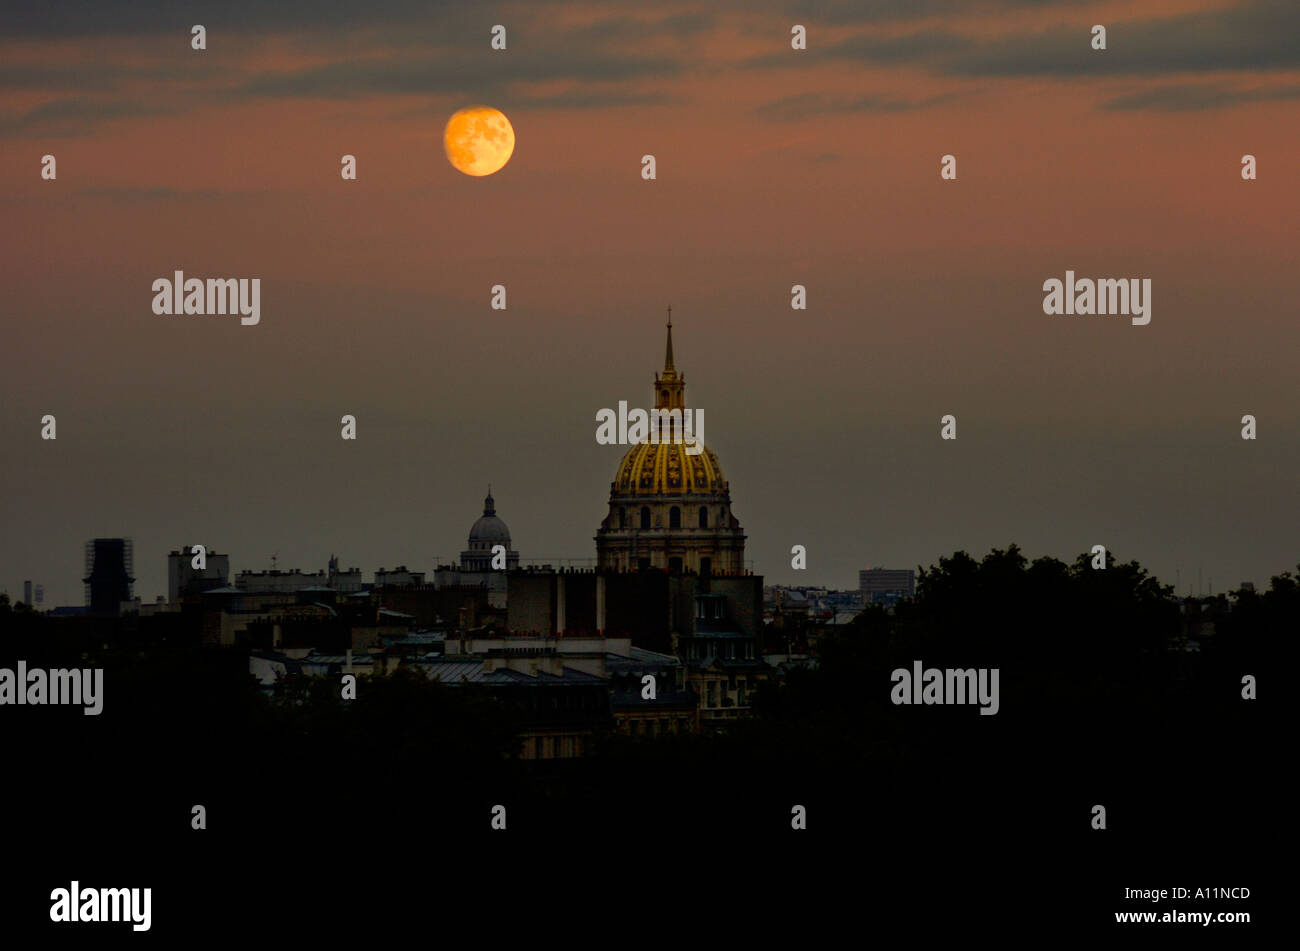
1,0 -> 1297,605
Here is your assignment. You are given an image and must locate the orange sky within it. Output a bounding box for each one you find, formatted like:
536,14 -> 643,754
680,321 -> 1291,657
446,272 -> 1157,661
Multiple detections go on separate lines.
2,0 -> 1297,604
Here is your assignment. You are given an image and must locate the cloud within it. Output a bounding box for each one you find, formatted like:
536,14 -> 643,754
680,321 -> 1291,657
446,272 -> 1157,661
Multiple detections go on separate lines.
754,90 -> 962,120
235,46 -> 681,101
2,0 -> 1089,37
744,28 -> 971,70
0,59 -> 232,96
0,7 -> 697,137
738,0 -> 1093,27
563,12 -> 714,42
511,88 -> 682,110
739,1 -> 1300,113
7,0 -> 1298,131
2,1 -> 713,39
740,1 -> 1300,85
0,97 -> 180,136
947,0 -> 1300,76
0,64 -> 134,92
1102,81 -> 1300,111
2,0 -> 449,36
74,186 -> 250,201
226,12 -> 700,103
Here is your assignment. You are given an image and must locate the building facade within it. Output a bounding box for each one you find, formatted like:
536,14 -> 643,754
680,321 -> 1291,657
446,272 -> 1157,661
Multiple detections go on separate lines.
859,568 -> 916,603
168,546 -> 231,601
236,556 -> 364,595
374,566 -> 426,587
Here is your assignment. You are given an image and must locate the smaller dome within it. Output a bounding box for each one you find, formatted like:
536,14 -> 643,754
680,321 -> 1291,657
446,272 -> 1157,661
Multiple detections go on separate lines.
469,515 -> 511,544
468,490 -> 511,544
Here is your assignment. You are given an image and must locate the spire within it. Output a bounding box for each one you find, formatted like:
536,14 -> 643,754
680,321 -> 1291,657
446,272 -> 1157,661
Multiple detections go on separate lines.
664,306 -> 674,372
483,486 -> 495,516
654,307 -> 685,410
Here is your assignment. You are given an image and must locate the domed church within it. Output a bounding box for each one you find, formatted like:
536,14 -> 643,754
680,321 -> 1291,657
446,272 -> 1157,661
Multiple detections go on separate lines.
461,488 -> 519,571
596,315 -> 746,575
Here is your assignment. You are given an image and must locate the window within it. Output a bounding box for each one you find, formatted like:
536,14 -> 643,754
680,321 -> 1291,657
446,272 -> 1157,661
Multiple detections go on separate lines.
619,508 -> 626,529
700,557 -> 711,577
640,507 -> 651,530
699,506 -> 708,528
669,556 -> 683,573
669,506 -> 681,529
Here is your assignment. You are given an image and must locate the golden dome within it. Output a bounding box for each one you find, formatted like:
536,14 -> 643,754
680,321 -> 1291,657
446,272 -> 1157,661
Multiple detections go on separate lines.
612,441 -> 728,497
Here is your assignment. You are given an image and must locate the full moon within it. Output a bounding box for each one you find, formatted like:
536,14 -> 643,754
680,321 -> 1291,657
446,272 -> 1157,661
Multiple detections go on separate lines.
443,106 -> 515,177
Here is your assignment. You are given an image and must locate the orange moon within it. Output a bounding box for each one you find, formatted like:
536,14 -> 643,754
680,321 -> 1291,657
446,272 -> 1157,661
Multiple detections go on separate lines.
443,106 -> 515,177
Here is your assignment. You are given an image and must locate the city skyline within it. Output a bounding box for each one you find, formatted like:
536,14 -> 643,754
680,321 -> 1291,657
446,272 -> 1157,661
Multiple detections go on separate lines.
4,519 -> 1278,610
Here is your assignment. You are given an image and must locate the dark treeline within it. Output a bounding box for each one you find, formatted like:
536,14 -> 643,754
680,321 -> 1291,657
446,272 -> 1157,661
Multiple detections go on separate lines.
0,545 -> 1286,840
740,548 -> 1281,792
587,546 -> 1284,835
